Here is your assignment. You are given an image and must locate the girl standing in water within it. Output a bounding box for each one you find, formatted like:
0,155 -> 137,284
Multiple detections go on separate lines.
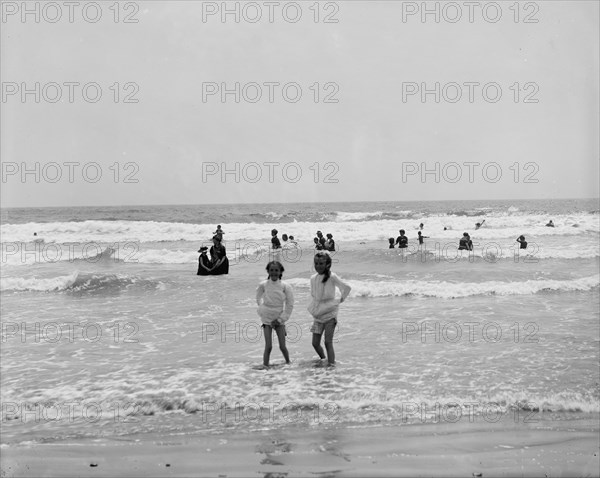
256,261 -> 294,368
308,252 -> 351,366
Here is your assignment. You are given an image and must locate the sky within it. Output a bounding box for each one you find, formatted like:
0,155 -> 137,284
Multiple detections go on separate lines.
1,0 -> 598,207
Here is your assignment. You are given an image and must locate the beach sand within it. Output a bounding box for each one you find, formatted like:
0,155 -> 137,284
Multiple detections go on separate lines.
2,414 -> 598,477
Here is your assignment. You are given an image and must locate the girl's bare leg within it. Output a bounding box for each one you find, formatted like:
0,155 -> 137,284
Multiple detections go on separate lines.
275,325 -> 290,363
263,325 -> 273,367
323,319 -> 336,365
312,333 -> 326,359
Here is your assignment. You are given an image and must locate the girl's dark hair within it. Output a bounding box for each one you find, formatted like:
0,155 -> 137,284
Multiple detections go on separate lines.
265,261 -> 285,279
314,252 -> 332,283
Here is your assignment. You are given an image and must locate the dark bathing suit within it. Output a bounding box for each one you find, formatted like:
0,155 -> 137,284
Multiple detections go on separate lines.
210,244 -> 229,275
458,238 -> 471,250
197,254 -> 212,275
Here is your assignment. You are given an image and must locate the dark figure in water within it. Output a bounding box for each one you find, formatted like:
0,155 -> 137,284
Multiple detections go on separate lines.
213,225 -> 224,240
516,235 -> 528,249
388,238 -> 395,248
210,235 -> 229,275
324,233 -> 335,252
271,229 -> 281,250
315,231 -> 326,249
395,229 -> 408,249
197,246 -> 213,275
546,220 -> 555,227
458,233 -> 473,251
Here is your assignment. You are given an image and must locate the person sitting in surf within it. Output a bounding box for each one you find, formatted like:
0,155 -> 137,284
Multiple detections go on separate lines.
458,233 -> 472,251
210,235 -> 229,275
197,246 -> 213,275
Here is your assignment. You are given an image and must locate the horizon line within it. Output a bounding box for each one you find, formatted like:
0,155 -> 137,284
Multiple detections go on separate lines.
1,197 -> 599,210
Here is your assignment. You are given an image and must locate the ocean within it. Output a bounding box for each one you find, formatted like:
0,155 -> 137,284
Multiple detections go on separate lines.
1,198 -> 599,446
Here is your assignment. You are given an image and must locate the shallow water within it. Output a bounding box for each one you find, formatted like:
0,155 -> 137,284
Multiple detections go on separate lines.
1,199 -> 598,444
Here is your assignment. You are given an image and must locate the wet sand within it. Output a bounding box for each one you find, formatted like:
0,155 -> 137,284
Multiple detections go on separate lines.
2,414 -> 598,477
